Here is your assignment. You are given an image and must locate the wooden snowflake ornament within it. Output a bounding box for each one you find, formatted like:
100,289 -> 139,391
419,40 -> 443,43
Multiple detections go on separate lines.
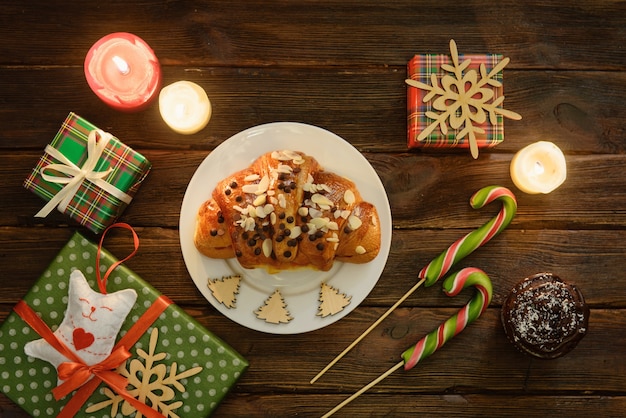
406,39 -> 522,158
317,283 -> 351,317
207,275 -> 241,308
255,290 -> 293,324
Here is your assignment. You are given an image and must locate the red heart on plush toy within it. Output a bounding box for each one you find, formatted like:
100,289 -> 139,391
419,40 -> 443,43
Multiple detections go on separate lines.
72,328 -> 95,350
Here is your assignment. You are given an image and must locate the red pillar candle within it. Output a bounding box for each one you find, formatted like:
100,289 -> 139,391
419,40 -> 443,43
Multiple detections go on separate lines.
84,33 -> 162,112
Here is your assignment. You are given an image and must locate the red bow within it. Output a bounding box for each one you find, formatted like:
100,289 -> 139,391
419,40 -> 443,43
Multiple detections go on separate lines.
54,345 -> 132,399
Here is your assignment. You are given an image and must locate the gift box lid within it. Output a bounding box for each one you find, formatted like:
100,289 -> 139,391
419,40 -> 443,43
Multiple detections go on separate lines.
0,231 -> 248,417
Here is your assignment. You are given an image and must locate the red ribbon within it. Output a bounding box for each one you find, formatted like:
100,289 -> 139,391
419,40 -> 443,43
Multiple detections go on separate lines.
14,223 -> 173,418
95,222 -> 139,294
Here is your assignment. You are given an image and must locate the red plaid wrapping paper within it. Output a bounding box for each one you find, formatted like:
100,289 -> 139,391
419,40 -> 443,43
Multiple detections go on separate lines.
24,112 -> 151,234
407,53 -> 505,149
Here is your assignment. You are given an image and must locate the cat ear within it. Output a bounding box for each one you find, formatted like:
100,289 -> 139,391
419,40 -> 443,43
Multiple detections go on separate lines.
109,287 -> 138,318
69,269 -> 90,292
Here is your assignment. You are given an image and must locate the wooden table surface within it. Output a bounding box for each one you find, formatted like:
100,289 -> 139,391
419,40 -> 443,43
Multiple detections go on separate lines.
2,1 -> 626,417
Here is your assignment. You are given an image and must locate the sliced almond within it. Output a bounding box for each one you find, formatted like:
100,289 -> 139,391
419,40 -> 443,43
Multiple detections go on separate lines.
276,164 -> 292,174
256,175 -> 270,195
262,239 -> 273,257
355,245 -> 366,255
242,184 -> 258,194
308,207 -> 323,219
290,226 -> 302,239
244,174 -> 260,182
348,215 -> 362,230
310,217 -> 330,229
253,194 -> 267,206
343,190 -> 356,205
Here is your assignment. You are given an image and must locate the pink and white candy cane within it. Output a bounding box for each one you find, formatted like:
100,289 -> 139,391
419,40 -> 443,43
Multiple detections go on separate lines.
401,267 -> 492,369
321,268 -> 493,418
420,185 -> 517,287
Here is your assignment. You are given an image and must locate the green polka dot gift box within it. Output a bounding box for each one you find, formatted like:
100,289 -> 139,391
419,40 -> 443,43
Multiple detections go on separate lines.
0,231 -> 248,417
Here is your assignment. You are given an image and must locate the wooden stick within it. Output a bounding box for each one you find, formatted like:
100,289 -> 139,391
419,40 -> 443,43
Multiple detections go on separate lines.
310,278 -> 426,384
321,360 -> 404,418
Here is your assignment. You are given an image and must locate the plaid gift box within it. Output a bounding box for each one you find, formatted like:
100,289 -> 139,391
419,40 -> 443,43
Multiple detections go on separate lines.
407,52 -> 506,150
0,231 -> 248,417
24,112 -> 151,234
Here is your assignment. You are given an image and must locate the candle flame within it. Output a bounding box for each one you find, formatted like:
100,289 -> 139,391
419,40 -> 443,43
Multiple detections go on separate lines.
112,55 -> 130,75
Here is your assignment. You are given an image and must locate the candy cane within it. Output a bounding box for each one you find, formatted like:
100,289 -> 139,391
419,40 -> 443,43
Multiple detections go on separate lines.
402,267 -> 492,369
310,185 -> 516,384
419,185 -> 517,287
321,268 -> 493,417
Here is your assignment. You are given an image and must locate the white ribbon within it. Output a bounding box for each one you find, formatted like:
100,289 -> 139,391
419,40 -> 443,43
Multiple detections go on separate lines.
35,129 -> 133,218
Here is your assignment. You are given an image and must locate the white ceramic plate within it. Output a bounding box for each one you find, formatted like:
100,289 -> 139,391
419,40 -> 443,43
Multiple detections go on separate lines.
179,122 -> 392,334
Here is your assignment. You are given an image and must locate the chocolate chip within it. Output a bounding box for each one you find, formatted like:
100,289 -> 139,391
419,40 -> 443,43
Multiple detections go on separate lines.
316,243 -> 325,251
286,216 -> 294,223
254,247 -> 261,256
301,224 -> 309,233
235,250 -> 242,257
210,229 -> 218,236
283,250 -> 292,257
236,195 -> 243,202
288,239 -> 297,247
225,189 -> 231,196
230,181 -> 238,188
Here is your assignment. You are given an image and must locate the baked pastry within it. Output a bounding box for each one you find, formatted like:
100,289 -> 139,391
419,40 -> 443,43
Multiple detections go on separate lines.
501,273 -> 589,359
194,150 -> 381,272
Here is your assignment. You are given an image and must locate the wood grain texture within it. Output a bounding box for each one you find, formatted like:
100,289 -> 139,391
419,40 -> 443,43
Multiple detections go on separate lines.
1,0 -> 624,416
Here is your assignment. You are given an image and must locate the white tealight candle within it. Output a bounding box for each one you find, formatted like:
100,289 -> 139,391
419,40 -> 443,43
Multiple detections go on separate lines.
159,81 -> 212,134
510,141 -> 567,194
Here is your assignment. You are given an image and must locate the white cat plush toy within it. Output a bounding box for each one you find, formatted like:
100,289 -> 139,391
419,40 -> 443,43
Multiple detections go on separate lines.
25,269 -> 137,371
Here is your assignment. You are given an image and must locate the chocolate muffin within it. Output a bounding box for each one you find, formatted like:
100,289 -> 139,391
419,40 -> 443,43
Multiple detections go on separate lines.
501,273 -> 589,359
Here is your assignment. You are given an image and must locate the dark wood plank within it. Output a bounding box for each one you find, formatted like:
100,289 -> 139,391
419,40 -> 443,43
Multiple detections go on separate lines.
0,67 -> 625,154
0,226 -> 625,307
3,152 -> 626,230
1,1 -> 625,69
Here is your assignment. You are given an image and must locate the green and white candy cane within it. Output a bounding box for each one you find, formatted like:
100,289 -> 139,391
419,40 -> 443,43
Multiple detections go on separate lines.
419,185 -> 517,287
401,267 -> 493,370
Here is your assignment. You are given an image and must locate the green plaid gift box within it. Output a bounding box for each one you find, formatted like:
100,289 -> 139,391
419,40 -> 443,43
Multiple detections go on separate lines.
407,53 -> 505,149
24,112 -> 151,234
0,231 -> 248,417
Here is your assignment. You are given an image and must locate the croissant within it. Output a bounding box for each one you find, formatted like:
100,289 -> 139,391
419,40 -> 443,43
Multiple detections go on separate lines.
194,150 -> 381,272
